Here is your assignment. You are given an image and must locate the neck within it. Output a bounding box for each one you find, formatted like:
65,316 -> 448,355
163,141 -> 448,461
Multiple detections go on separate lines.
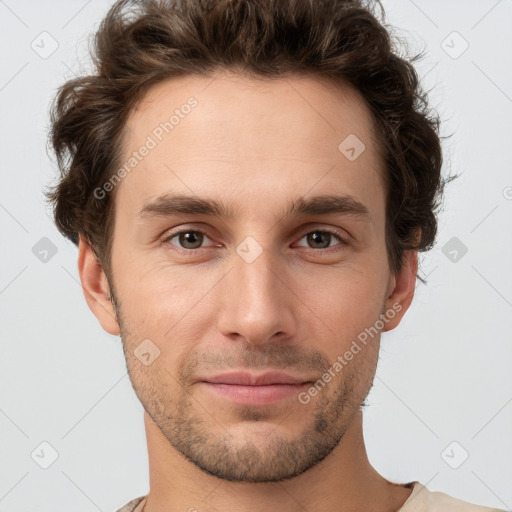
142,409 -> 413,512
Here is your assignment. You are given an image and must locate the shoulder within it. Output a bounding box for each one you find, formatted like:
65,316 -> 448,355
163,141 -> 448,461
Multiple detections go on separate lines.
114,495 -> 147,512
399,482 -> 506,512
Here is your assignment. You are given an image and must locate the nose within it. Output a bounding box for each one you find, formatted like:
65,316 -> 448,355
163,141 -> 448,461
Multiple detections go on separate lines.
216,242 -> 297,346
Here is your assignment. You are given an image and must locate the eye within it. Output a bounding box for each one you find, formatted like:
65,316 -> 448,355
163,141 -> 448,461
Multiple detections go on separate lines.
163,229 -> 215,250
161,227 -> 348,254
295,229 -> 347,250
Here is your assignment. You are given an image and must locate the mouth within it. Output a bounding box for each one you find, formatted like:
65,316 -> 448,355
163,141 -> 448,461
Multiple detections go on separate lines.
199,371 -> 312,406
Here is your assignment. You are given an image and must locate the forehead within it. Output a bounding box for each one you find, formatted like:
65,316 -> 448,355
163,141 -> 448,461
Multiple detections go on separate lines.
124,70 -> 382,155
116,70 -> 386,223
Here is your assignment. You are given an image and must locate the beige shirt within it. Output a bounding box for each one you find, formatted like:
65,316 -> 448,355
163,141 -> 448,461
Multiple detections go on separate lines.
115,481 -> 506,512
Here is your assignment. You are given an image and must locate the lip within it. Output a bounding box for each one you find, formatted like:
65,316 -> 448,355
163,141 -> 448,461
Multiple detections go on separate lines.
199,371 -> 311,406
201,371 -> 309,386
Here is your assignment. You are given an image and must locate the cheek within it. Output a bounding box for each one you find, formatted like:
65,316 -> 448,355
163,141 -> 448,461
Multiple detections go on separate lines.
301,265 -> 387,330
296,274 -> 387,379
119,276 -> 214,367
116,260 -> 207,328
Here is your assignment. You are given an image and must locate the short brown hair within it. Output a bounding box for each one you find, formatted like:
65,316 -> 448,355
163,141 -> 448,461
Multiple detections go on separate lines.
45,0 -> 448,280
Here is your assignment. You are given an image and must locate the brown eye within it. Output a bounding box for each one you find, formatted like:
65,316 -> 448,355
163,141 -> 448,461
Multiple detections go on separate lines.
296,230 -> 346,250
306,231 -> 332,249
177,231 -> 204,249
164,230 -> 211,250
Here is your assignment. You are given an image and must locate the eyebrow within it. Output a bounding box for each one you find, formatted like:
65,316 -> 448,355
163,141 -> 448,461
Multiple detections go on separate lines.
138,193 -> 370,221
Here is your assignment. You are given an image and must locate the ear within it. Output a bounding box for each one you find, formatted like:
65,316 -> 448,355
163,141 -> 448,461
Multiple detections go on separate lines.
382,249 -> 418,332
77,235 -> 120,336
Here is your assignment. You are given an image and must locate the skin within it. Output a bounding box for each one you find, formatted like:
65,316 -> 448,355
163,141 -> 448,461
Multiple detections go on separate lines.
78,70 -> 418,511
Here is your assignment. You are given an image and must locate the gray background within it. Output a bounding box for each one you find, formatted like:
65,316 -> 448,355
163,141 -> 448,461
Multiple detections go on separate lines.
1,0 -> 511,510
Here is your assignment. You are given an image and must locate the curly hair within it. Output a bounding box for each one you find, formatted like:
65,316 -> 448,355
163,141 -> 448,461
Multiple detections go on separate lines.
45,0 -> 447,281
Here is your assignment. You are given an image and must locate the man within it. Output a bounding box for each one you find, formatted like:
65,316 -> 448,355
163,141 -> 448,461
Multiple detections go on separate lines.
45,0 -> 504,510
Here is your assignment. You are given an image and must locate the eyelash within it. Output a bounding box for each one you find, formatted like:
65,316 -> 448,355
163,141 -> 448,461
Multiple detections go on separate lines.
162,227 -> 349,254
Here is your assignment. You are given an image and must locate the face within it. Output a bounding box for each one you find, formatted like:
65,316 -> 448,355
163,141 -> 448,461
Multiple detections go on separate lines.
82,70 -> 416,483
